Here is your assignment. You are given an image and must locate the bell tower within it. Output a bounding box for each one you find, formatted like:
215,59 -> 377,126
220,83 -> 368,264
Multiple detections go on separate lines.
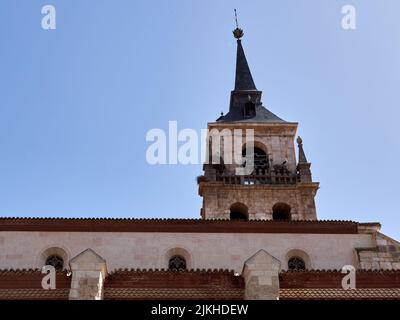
198,25 -> 319,221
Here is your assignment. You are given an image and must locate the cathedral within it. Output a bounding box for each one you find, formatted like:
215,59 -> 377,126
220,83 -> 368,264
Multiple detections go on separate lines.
0,26 -> 399,300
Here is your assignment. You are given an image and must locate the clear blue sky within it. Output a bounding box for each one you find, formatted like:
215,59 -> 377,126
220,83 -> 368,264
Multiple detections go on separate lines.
0,1 -> 399,238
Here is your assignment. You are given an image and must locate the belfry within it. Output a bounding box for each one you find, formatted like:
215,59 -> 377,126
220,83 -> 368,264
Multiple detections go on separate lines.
199,26 -> 318,221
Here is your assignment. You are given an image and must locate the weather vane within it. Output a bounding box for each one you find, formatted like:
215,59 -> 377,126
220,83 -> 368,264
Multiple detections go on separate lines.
233,9 -> 244,39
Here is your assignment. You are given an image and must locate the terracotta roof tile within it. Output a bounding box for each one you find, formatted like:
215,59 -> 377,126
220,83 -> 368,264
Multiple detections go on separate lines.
279,288 -> 400,300
105,269 -> 244,292
279,270 -> 400,289
280,269 -> 400,274
104,288 -> 243,300
0,218 -> 363,234
0,269 -> 71,291
0,216 -> 359,223
109,268 -> 236,275
0,288 -> 69,300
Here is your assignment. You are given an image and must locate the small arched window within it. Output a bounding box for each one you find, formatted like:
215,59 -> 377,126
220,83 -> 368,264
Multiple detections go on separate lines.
230,202 -> 249,221
168,255 -> 187,271
272,203 -> 291,221
288,257 -> 306,271
45,255 -> 64,271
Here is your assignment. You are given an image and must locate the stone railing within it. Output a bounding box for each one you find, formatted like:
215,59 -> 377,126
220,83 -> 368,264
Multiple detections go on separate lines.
216,171 -> 298,185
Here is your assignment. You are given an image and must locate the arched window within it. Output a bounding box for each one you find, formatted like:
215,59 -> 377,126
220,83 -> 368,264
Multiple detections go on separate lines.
288,257 -> 306,271
230,202 -> 249,221
40,247 -> 68,272
168,255 -> 187,271
272,203 -> 291,221
45,255 -> 64,271
242,146 -> 269,174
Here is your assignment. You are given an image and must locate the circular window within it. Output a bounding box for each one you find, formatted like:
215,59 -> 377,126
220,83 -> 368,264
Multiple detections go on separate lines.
168,255 -> 187,271
288,257 -> 306,271
45,255 -> 64,271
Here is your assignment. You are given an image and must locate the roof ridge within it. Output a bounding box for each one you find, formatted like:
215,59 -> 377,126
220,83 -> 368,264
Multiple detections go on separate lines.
0,217 -> 359,223
108,268 -> 237,275
280,269 -> 400,274
0,268 -> 69,275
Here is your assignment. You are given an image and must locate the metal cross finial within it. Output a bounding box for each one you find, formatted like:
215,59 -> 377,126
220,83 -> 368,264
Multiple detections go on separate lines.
233,9 -> 244,39
234,9 -> 239,28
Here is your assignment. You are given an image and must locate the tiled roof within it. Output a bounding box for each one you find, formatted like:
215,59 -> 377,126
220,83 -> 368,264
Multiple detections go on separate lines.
105,288 -> 243,300
0,269 -> 44,275
0,288 -> 69,300
219,105 -> 286,123
109,268 -> 236,275
0,269 -> 71,300
0,217 -> 359,222
280,269 -> 400,289
0,217 -> 366,234
280,270 -> 400,299
0,269 -> 400,300
104,269 -> 244,300
281,269 -> 400,274
279,288 -> 400,300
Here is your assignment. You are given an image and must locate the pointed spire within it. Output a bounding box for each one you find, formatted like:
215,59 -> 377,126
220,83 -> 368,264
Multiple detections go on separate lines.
234,40 -> 257,91
232,10 -> 257,91
297,136 -> 313,183
297,136 -> 308,163
219,12 -> 285,123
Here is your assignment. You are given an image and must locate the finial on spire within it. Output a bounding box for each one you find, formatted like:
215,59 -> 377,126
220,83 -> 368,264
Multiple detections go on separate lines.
233,9 -> 244,39
297,136 -> 308,163
234,9 -> 239,28
296,136 -> 303,145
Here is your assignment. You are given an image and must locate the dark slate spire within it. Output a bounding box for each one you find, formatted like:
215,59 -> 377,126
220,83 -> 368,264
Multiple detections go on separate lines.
216,14 -> 286,123
234,39 -> 257,91
232,11 -> 256,91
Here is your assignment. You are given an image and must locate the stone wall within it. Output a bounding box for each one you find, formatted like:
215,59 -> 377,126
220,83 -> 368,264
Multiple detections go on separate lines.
200,184 -> 318,220
357,233 -> 400,270
0,231 -> 374,273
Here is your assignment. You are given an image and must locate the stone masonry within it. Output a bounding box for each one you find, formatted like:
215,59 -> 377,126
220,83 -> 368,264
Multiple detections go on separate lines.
242,250 -> 281,300
357,233 -> 400,270
199,123 -> 319,221
69,249 -> 107,300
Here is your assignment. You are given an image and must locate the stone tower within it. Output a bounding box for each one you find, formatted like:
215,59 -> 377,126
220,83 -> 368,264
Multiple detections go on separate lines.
198,27 -> 319,221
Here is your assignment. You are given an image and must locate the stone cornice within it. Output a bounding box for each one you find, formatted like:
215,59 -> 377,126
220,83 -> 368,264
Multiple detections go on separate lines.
207,122 -> 298,136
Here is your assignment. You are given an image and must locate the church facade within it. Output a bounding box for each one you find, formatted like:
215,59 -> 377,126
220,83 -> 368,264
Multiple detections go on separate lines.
0,27 -> 399,300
